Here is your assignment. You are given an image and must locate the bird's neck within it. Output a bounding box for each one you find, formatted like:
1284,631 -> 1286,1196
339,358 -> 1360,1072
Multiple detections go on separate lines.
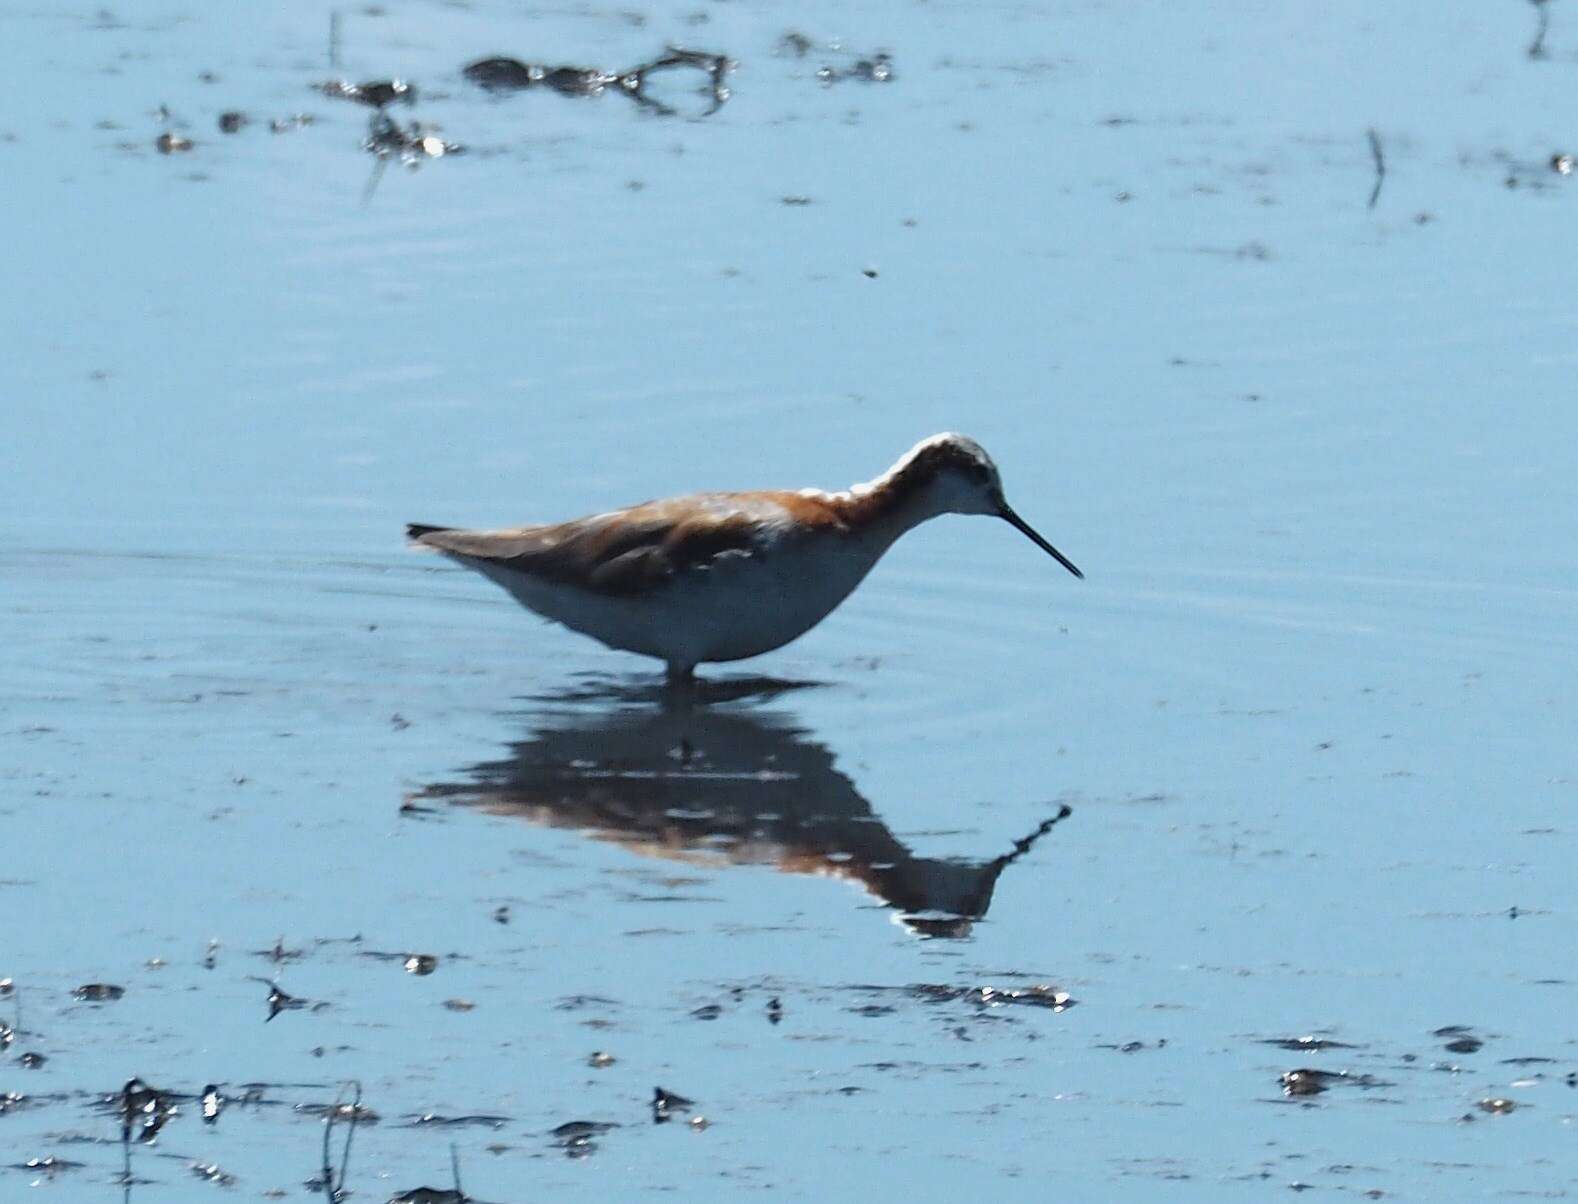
825,468 -> 950,548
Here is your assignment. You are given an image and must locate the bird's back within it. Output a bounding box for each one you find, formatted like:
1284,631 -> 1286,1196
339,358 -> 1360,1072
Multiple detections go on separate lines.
408,490 -> 885,667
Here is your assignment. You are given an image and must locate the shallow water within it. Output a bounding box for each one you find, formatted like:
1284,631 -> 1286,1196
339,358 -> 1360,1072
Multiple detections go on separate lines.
5,0 -> 1578,1199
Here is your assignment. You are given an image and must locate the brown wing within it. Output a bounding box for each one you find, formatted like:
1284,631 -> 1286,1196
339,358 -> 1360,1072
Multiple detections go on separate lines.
407,492 -> 845,596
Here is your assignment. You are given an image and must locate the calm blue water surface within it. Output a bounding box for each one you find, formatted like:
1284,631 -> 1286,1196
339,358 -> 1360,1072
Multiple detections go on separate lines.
5,1 -> 1578,1199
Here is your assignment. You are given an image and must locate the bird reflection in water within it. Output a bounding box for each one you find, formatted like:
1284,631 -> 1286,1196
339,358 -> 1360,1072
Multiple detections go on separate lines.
413,676 -> 1071,937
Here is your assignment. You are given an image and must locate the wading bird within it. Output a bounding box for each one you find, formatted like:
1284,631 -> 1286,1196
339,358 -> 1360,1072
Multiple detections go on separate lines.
408,433 -> 1081,682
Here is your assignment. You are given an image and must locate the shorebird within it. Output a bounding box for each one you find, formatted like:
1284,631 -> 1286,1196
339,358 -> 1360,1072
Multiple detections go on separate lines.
407,433 -> 1081,682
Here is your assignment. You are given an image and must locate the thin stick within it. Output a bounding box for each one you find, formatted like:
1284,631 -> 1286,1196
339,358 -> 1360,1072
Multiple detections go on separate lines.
1366,128 -> 1385,210
338,1081 -> 362,1197
318,1080 -> 360,1202
360,154 -> 389,207
319,1088 -> 336,1201
120,1084 -> 133,1203
1529,0 -> 1551,59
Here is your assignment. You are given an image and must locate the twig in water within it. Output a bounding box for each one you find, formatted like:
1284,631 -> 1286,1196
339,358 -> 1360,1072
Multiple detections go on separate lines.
338,1084 -> 360,1197
1529,0 -> 1551,60
121,1106 -> 132,1204
1366,128 -> 1386,210
317,1099 -> 333,1200
360,154 -> 389,207
117,1079 -> 172,1201
318,1080 -> 362,1203
624,47 -> 733,117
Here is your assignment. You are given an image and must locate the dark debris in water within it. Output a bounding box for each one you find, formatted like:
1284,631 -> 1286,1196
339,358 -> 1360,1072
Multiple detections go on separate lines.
253,937 -> 304,964
776,30 -> 894,85
12,1155 -> 83,1177
1095,1039 -> 1166,1053
652,1086 -> 694,1123
1279,1068 -> 1391,1098
551,1120 -> 617,1140
1477,1096 -> 1519,1114
464,57 -> 612,94
1433,1025 -> 1485,1055
298,1098 -> 380,1124
910,983 -> 1076,1012
1281,1068 -> 1335,1097
405,1113 -> 509,1129
556,993 -> 619,1012
776,30 -> 815,57
463,46 -> 732,117
117,1077 -> 179,1144
187,1159 -> 237,1186
316,78 -> 416,109
551,1119 -> 616,1159
1494,148 -> 1570,191
1262,1035 -> 1359,1053
251,977 -> 314,1022
72,983 -> 125,1002
817,52 -> 894,86
217,110 -> 315,136
363,114 -> 463,164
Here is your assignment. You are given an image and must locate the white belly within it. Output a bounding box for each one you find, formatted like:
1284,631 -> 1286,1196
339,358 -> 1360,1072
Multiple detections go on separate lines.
463,536 -> 888,667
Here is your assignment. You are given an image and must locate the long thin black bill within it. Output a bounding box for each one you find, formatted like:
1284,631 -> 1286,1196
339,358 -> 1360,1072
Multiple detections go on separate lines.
1001,506 -> 1083,579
